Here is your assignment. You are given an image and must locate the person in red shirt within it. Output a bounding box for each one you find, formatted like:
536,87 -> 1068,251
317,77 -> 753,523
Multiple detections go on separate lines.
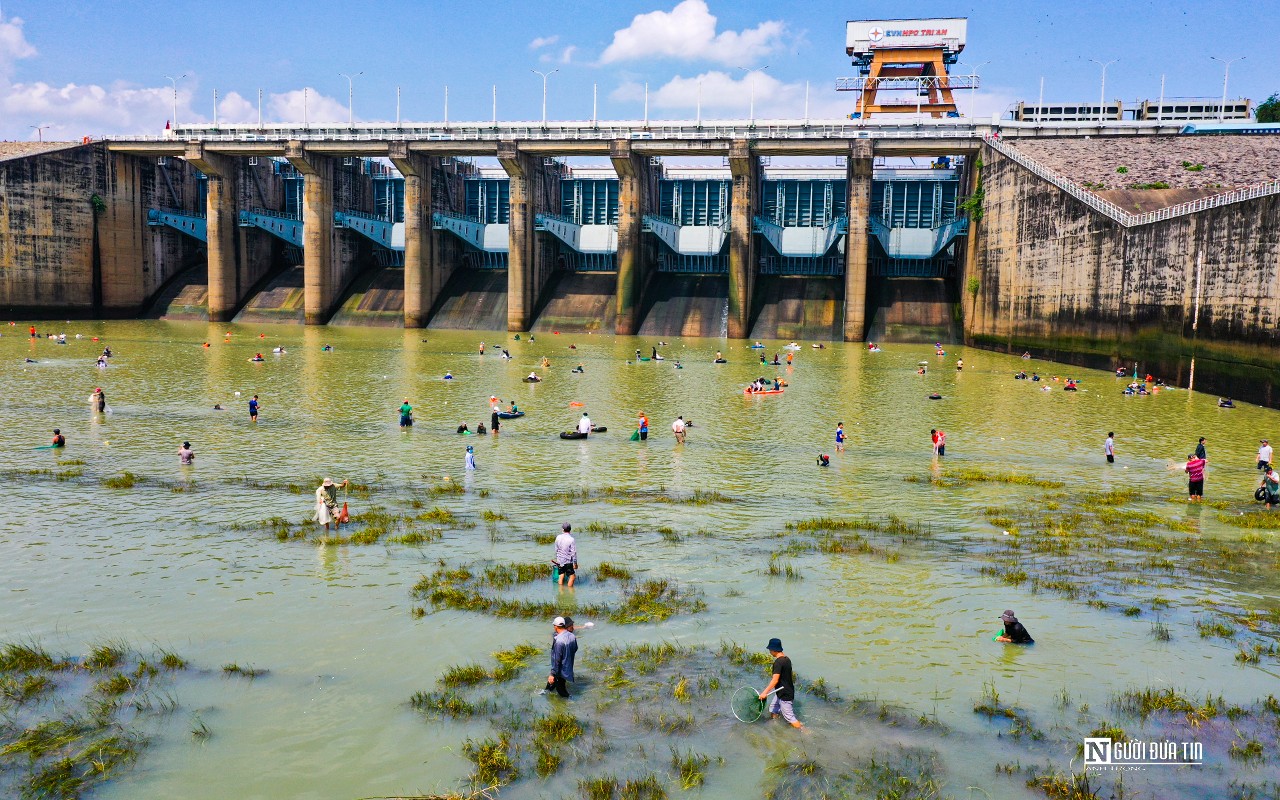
1184,454 -> 1206,502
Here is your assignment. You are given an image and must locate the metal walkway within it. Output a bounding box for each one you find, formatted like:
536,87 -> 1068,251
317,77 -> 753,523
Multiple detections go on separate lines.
147,209 -> 207,241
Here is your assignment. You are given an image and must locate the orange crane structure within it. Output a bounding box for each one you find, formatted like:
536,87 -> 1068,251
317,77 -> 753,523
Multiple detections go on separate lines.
837,18 -> 977,119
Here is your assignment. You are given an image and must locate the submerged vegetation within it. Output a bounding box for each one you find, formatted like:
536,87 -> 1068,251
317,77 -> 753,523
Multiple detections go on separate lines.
0,640 -> 208,800
408,560 -> 705,625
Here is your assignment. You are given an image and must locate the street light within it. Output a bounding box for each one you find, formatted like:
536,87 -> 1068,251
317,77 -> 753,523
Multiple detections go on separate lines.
29,125 -> 49,142
1088,59 -> 1118,124
339,71 -> 362,126
1210,56 -> 1245,122
531,68 -> 558,125
164,74 -> 186,127
965,61 -> 990,119
736,65 -> 769,122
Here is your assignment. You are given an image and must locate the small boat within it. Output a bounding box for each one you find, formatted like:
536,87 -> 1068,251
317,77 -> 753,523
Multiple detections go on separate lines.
749,343 -> 765,349
745,388 -> 784,396
559,426 -> 607,440
784,343 -> 802,350
811,344 -> 825,349
638,357 -> 652,362
653,355 -> 664,361
496,411 -> 525,419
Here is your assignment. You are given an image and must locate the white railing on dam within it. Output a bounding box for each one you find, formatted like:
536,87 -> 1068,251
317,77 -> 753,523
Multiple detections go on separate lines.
983,134 -> 1280,228
114,118 -> 1190,145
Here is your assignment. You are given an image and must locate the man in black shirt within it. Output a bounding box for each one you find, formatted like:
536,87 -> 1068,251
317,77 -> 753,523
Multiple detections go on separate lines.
996,609 -> 1034,644
758,637 -> 803,729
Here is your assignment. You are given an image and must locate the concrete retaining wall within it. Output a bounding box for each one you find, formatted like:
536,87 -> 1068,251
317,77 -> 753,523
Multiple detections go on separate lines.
968,143 -> 1280,402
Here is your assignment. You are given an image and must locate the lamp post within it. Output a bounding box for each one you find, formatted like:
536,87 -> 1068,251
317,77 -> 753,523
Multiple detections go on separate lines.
966,61 -> 990,119
164,74 -> 186,127
532,68 -> 558,125
1089,59 -> 1118,124
30,125 -> 49,142
339,71 -> 362,125
736,65 -> 769,122
1210,56 -> 1245,121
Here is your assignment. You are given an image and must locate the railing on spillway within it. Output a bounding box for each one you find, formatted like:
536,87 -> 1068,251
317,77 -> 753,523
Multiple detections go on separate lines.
983,134 -> 1280,228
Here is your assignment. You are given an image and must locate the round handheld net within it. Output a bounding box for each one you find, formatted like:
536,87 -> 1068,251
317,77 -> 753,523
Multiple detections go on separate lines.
731,686 -> 766,723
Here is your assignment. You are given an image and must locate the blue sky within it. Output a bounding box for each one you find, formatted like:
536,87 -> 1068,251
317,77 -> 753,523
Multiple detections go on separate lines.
0,0 -> 1271,139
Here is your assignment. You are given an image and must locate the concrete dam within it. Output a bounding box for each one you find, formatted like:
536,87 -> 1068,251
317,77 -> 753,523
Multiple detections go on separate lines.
1,121 -> 1278,399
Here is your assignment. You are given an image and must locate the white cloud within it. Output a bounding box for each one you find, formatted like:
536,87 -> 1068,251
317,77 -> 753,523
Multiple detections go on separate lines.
529,35 -> 559,50
0,12 -> 37,78
541,45 -> 577,64
599,0 -> 784,65
216,91 -> 256,124
267,88 -> 350,125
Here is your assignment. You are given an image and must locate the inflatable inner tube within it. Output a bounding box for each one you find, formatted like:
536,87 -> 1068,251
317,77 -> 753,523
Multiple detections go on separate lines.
590,426 -> 607,433
1256,486 -> 1268,502
560,431 -> 588,440
928,393 -> 943,400
713,359 -> 727,364
496,411 -> 525,419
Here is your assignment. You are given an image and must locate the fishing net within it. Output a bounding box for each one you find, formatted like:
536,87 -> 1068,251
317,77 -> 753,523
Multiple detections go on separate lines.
731,686 -> 766,723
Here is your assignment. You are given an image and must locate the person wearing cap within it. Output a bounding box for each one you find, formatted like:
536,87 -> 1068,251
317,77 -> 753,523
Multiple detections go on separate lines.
1261,464 -> 1280,509
553,523 -> 578,587
545,616 -> 578,698
315,478 -> 348,532
465,446 -> 477,471
577,412 -> 592,436
490,403 -> 500,435
1183,452 -> 1206,502
995,610 -> 1034,644
178,441 -> 195,465
758,638 -> 802,729
399,399 -> 413,428
1258,440 -> 1273,471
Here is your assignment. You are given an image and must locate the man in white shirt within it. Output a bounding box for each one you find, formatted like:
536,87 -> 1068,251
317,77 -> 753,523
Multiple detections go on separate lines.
672,416 -> 687,444
553,523 -> 577,587
1258,439 -> 1272,470
1105,432 -> 1115,464
577,413 -> 592,435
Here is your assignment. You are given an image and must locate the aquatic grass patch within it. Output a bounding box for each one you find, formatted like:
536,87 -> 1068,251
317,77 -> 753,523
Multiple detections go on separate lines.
1219,511 -> 1280,530
462,734 -> 518,788
918,467 -> 1064,489
1024,768 -> 1102,800
1112,687 -> 1221,723
221,663 -> 268,679
973,681 -> 1044,740
491,643 -> 541,682
410,690 -> 491,718
100,471 -> 138,489
440,664 -> 489,689
409,562 -> 703,625
547,486 -> 736,505
0,640 -> 198,800
594,563 -> 633,582
764,747 -> 946,800
669,748 -> 713,790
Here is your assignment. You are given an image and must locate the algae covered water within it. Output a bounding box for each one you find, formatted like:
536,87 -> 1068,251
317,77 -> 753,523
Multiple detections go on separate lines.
3,320 -> 1279,800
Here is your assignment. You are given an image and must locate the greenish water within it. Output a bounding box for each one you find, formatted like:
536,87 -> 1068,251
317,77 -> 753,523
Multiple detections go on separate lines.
3,321 -> 1279,800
